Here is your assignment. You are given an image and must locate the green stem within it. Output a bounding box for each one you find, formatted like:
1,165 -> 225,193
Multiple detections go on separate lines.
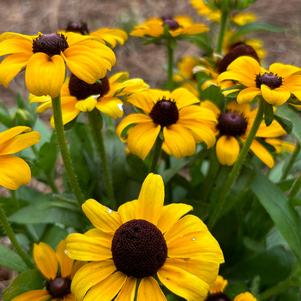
281,142 -> 300,181
150,138 -> 163,173
216,11 -> 229,54
0,206 -> 33,268
208,98 -> 264,228
289,173 -> 301,199
51,96 -> 84,204
166,39 -> 174,89
88,110 -> 115,201
260,278 -> 297,300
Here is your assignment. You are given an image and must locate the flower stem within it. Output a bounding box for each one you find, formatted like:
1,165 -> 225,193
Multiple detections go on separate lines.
51,96 -> 84,204
0,206 -> 33,268
216,11 -> 228,54
150,137 -> 163,172
166,39 -> 175,89
88,110 -> 115,201
281,142 -> 300,181
208,98 -> 264,228
289,173 -> 301,199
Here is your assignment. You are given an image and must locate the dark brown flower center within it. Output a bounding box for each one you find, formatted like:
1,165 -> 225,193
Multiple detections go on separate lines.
46,277 -> 71,298
32,33 -> 69,56
69,74 -> 110,100
217,42 -> 260,73
205,293 -> 232,301
162,16 -> 180,30
217,111 -> 248,136
111,219 -> 167,278
256,72 -> 282,89
149,98 -> 179,127
66,21 -> 90,35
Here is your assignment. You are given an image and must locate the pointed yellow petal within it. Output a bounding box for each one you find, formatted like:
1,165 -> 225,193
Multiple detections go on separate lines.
216,136 -> 240,166
137,277 -> 166,301
261,85 -> 290,106
237,87 -> 261,104
118,200 -> 138,223
250,140 -> 274,168
56,240 -> 73,278
269,63 -> 301,78
115,277 -> 137,301
12,290 -> 50,301
171,87 -> 200,109
257,120 -> 286,137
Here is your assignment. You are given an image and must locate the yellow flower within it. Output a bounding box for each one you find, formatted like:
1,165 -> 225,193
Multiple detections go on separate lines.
0,126 -> 40,190
12,241 -> 79,301
218,56 -> 301,106
66,173 -> 224,301
209,275 -> 228,294
190,0 -> 221,22
65,21 -> 128,48
234,292 -> 257,301
30,72 -> 148,125
232,12 -> 257,26
202,101 -> 289,167
0,31 -> 116,98
131,16 -> 208,38
117,88 -> 217,159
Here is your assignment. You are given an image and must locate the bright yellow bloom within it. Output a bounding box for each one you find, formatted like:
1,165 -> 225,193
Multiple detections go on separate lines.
218,56 -> 301,106
0,31 -> 116,98
117,88 -> 217,159
30,72 -> 148,125
190,0 -> 221,22
12,241 -> 79,301
66,173 -> 224,301
0,126 -> 40,190
209,275 -> 228,294
131,16 -> 208,38
202,101 -> 289,167
234,292 -> 257,301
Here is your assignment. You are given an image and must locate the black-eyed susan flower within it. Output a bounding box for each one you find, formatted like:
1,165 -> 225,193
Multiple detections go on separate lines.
12,241 -> 78,301
0,126 -> 40,190
30,72 -> 148,125
218,56 -> 301,105
65,21 -> 128,48
66,173 -> 224,301
117,88 -> 217,159
0,31 -> 116,98
131,16 -> 208,38
202,101 -> 289,167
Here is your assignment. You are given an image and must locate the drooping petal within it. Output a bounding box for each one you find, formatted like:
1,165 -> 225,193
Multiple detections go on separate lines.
283,74 -> 301,91
137,277 -> 167,301
0,126 -> 32,145
82,199 -> 121,233
237,87 -> 261,104
96,96 -> 123,118
71,260 -> 116,301
171,88 -> 200,109
261,85 -> 290,106
216,136 -> 240,166
256,120 -> 286,137
0,156 -> 31,190
25,53 -> 65,98
75,96 -> 97,112
118,200 -> 138,223
56,240 -> 73,278
136,173 -> 164,224
91,28 -> 128,48
250,140 -> 274,168
0,35 -> 32,56
11,290 -> 50,301
33,242 -> 58,280
59,98 -> 80,125
115,277 -> 137,301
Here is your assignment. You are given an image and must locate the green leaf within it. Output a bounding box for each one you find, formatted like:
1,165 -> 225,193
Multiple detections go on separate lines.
3,269 -> 44,301
251,171 -> 301,265
263,102 -> 274,126
200,85 -> 224,108
41,225 -> 68,248
0,244 -> 27,272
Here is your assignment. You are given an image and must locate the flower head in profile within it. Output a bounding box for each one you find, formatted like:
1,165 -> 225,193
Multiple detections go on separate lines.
0,31 -> 116,98
117,88 -> 217,159
66,173 -> 224,301
30,72 -> 148,125
131,16 -> 208,38
202,101 -> 291,167
218,56 -> 301,105
0,126 -> 40,190
12,241 -> 78,301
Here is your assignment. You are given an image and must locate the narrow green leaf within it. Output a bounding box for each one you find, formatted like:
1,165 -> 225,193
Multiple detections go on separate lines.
0,244 -> 27,272
251,171 -> 301,265
263,102 -> 274,126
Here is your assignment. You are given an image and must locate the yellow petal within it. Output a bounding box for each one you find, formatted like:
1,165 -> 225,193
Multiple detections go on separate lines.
257,120 -> 286,137
250,140 -> 274,168
157,203 -> 193,234
261,85 -> 290,106
126,91 -> 155,113
210,275 -> 228,294
0,126 -> 31,144
60,97 -> 80,125
171,87 -> 199,109
75,96 -> 97,112
65,233 -> 112,261
237,87 -> 261,104
218,71 -> 255,87
157,263 -> 209,301
0,36 -> 32,56
179,105 -> 217,123
12,290 -> 50,301
269,63 -> 301,78
0,156 -> 31,190
71,260 -> 116,301
118,200 -> 138,223
56,240 -> 73,278
216,136 -> 240,166
127,122 -> 160,160
283,74 -> 301,90
136,173 -> 164,224
163,125 -> 196,158
91,28 -> 128,48
234,292 -> 257,301
25,53 -> 65,98
137,277 -> 166,301
84,271 -> 126,301
96,96 -> 123,118
82,199 -> 121,233
33,242 -> 58,280
115,277 -> 137,301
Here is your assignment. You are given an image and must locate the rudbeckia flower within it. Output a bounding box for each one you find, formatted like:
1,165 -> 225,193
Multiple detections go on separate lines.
117,88 -> 217,159
12,241 -> 79,301
66,173 -> 224,301
0,126 -> 40,190
131,16 -> 208,38
30,72 -> 148,125
218,56 -> 301,105
202,101 -> 289,167
0,31 -> 116,98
